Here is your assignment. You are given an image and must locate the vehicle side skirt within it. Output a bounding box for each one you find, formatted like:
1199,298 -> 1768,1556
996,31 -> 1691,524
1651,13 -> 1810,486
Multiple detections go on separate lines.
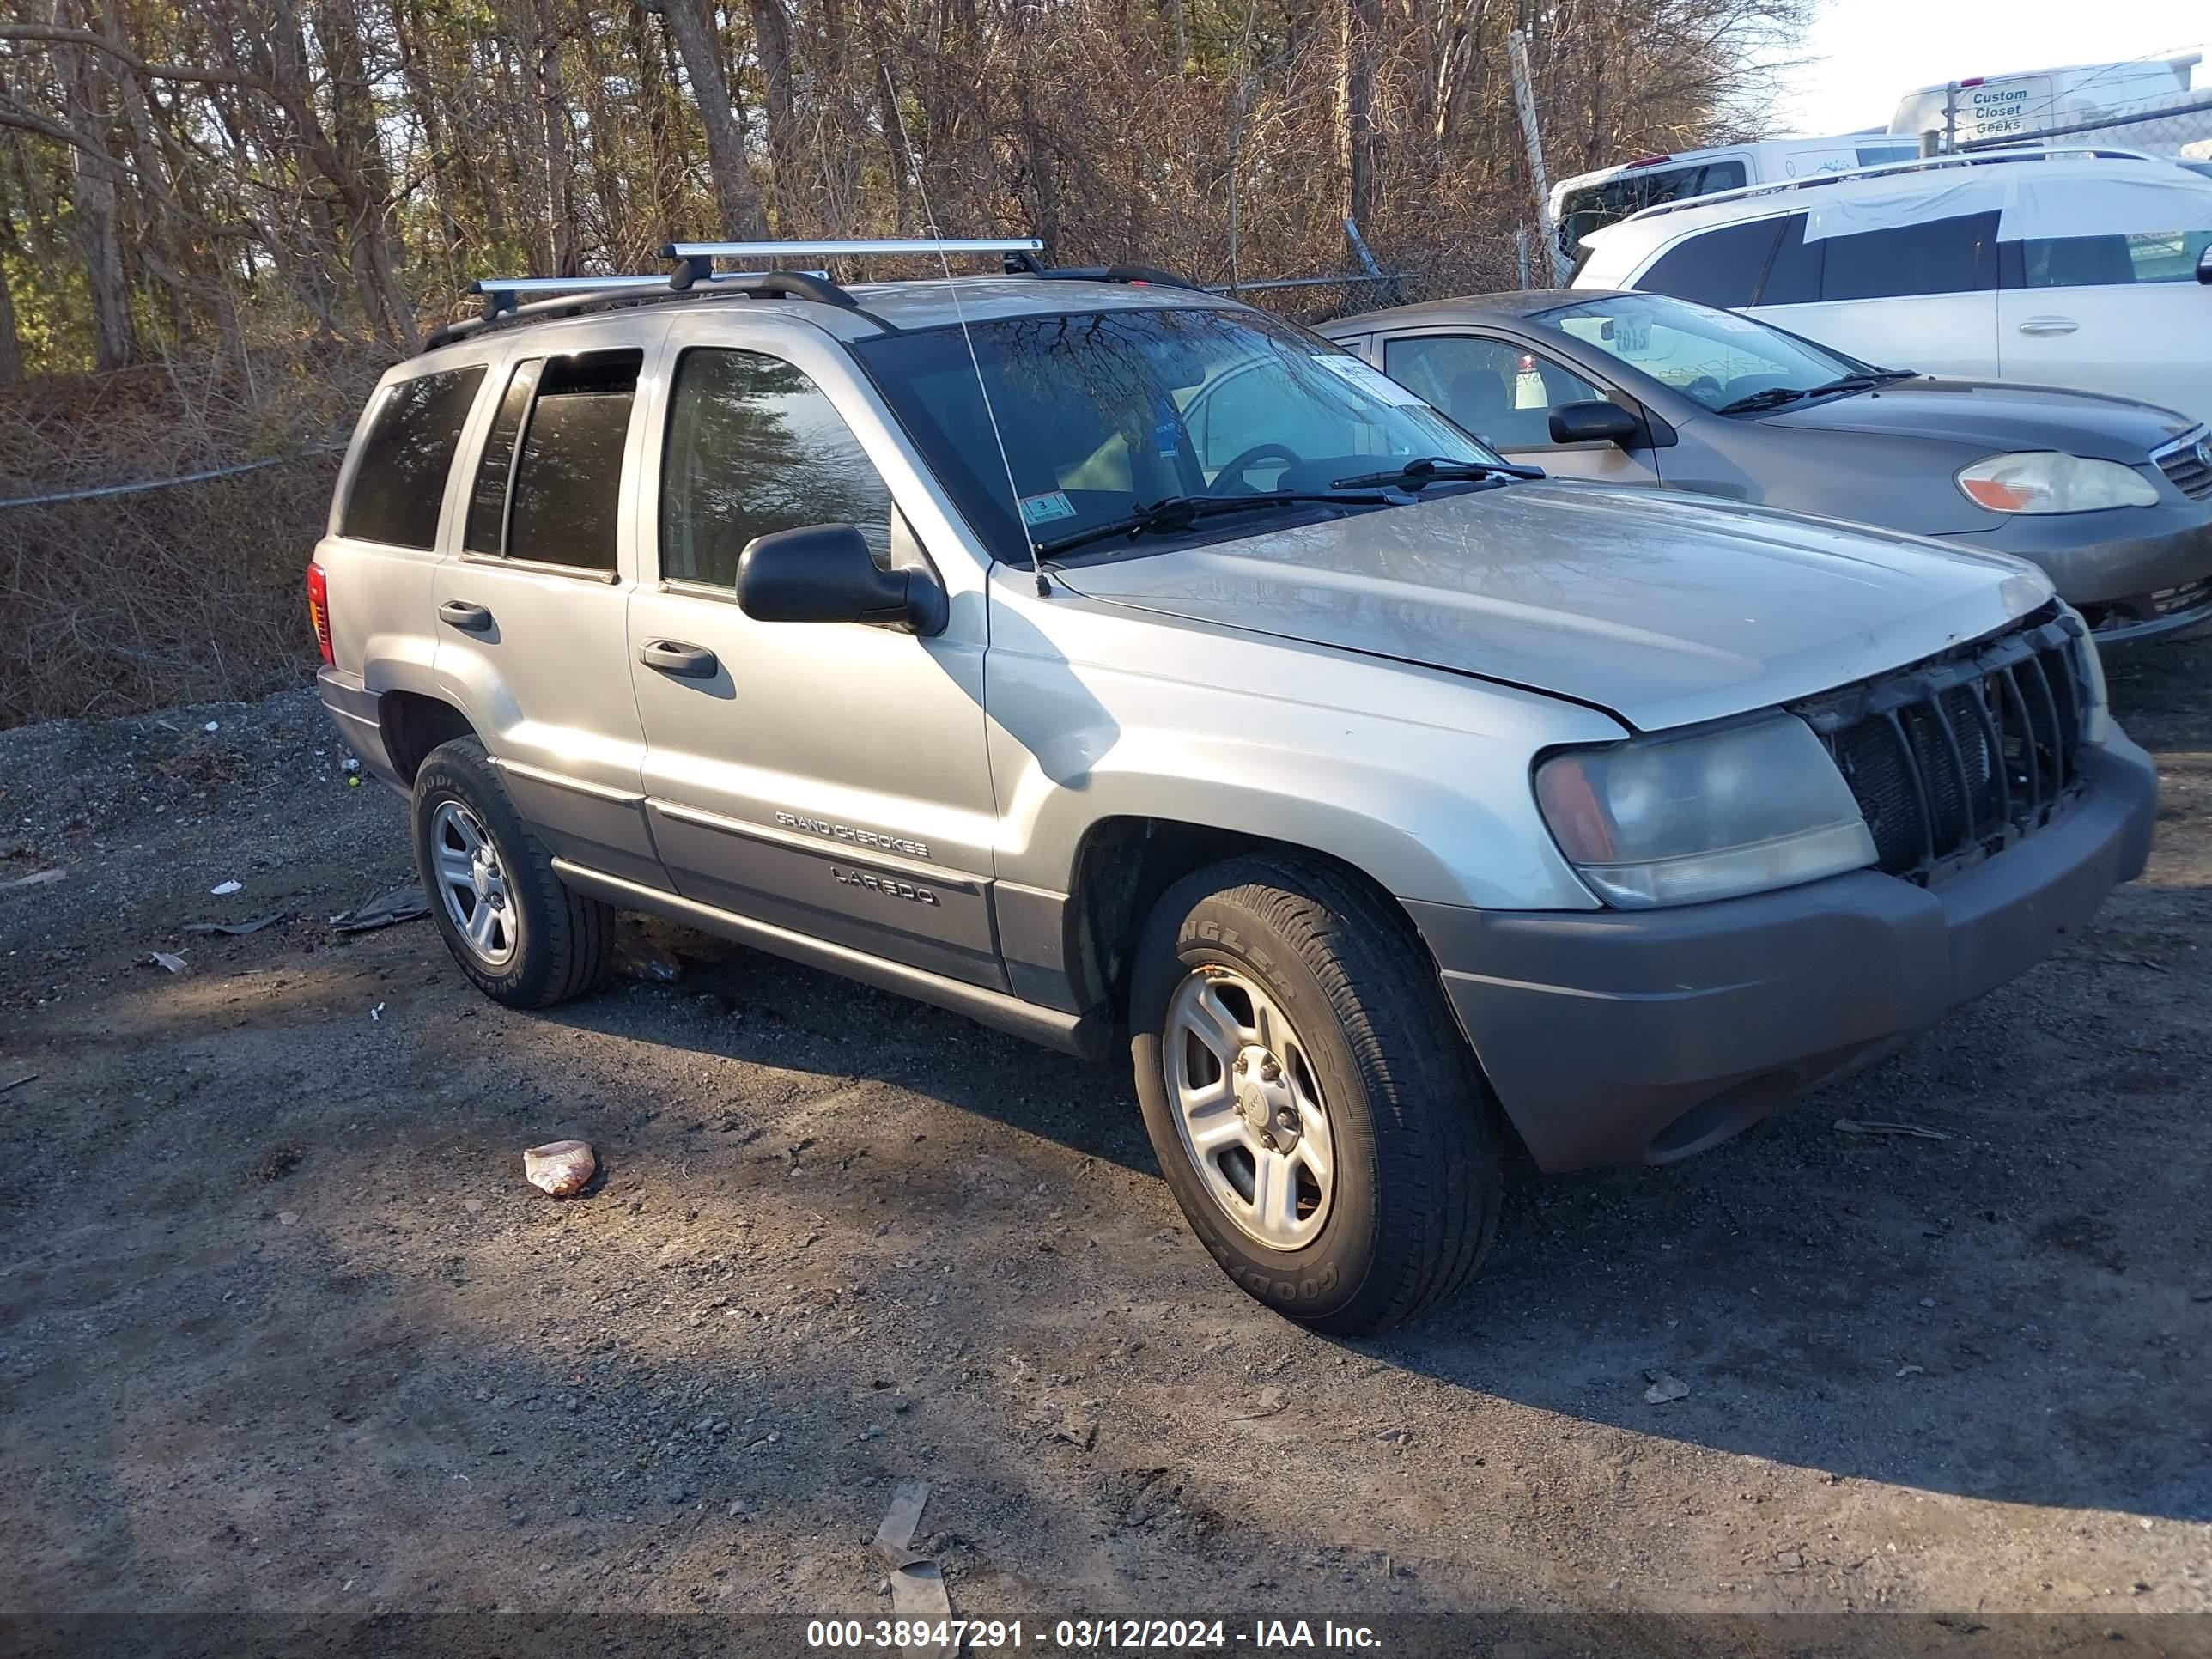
549,859 -> 1115,1060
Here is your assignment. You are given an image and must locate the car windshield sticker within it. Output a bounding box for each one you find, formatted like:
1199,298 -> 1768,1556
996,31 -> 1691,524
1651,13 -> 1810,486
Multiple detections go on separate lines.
1316,353 -> 1426,406
1019,490 -> 1078,526
1152,393 -> 1182,459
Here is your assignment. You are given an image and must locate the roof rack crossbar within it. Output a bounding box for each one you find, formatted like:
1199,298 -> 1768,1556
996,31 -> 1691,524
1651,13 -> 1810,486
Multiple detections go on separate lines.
428,234 -> 1172,351
659,237 -> 1044,261
1621,145 -> 2159,228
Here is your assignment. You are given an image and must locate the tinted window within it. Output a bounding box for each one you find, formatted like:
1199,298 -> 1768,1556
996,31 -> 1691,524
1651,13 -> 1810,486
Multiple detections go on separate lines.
1559,161 -> 1747,256
2018,229 -> 2212,288
1854,144 -> 1917,167
1819,211 -> 1999,301
1384,335 -> 1604,449
507,351 -> 641,572
1638,218 -> 1784,309
339,366 -> 486,549
1756,214 -> 1822,305
660,349 -> 893,587
462,360 -> 542,555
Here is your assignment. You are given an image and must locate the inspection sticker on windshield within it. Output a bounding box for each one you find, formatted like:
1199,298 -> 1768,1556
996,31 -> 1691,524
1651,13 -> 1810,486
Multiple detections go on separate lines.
1315,353 -> 1425,405
1019,490 -> 1077,527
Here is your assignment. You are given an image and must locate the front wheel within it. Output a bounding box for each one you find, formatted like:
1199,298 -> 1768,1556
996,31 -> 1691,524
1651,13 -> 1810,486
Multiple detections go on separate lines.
1128,855 -> 1504,1334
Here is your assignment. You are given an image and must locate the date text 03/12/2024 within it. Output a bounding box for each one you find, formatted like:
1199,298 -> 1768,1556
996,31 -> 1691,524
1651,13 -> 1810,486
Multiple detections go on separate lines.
805,1619 -> 1385,1650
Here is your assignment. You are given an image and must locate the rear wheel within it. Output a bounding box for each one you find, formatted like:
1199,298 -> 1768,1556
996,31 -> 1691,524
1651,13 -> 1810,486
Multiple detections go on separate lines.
1129,855 -> 1503,1334
411,738 -> 612,1008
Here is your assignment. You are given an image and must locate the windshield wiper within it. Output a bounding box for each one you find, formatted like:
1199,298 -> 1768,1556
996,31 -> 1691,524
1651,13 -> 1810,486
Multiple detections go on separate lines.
1329,455 -> 1546,490
1031,490 -> 1385,558
1717,369 -> 1915,416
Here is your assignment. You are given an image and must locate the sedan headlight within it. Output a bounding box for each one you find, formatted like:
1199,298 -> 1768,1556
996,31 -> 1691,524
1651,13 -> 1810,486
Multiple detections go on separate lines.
1534,716 -> 1875,908
1956,453 -> 2158,514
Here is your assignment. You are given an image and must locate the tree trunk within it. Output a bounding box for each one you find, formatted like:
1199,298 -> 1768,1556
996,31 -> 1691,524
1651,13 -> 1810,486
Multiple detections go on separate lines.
1343,0 -> 1380,230
746,0 -> 802,229
653,0 -> 769,238
53,17 -> 134,369
0,221 -> 25,382
534,0 -> 579,273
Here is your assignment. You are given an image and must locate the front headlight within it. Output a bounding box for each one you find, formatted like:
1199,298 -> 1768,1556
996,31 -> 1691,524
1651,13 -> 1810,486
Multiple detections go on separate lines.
1956,453 -> 2158,514
1534,715 -> 1875,908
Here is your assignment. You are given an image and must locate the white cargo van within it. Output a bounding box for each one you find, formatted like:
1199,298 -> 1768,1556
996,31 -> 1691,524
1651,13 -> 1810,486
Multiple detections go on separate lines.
1550,135 -> 1922,262
1889,54 -> 2200,146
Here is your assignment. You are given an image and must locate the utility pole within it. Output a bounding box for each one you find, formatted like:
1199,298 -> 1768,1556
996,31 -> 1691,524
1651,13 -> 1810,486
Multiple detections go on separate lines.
1507,28 -> 1567,284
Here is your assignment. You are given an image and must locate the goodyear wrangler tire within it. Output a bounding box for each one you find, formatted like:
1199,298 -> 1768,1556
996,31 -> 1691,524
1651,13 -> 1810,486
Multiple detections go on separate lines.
411,737 -> 613,1010
1129,854 -> 1504,1334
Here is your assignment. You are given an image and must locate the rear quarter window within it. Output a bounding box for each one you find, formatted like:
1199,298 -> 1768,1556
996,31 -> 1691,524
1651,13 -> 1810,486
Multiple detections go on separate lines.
1638,218 -> 1784,309
339,366 -> 487,550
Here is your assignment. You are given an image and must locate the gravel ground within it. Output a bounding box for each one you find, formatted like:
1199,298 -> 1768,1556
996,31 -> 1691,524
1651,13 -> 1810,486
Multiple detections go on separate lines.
1,641 -> 2209,1653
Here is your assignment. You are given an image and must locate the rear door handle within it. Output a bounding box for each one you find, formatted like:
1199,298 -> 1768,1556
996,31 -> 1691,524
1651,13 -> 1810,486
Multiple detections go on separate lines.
639,640 -> 719,678
438,600 -> 494,633
2016,316 -> 2079,336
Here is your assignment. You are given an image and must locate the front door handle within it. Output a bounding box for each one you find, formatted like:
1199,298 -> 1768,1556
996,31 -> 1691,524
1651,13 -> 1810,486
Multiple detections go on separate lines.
2016,316 -> 2079,336
639,640 -> 719,678
438,600 -> 494,633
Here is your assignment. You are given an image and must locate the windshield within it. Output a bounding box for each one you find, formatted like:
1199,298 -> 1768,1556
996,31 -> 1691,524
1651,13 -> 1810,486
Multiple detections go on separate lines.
851,307 -> 1503,563
1538,291 -> 1877,412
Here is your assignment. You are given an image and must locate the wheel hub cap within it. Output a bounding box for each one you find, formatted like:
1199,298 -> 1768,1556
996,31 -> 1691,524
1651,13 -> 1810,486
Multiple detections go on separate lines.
1232,1046 -> 1299,1153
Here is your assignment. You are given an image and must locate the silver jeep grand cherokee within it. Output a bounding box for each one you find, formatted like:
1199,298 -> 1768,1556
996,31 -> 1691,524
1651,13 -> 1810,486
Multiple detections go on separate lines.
310,240 -> 2157,1334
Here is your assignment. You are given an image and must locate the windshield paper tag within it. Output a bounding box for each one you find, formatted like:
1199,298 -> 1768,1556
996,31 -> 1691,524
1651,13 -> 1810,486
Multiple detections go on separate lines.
1019,491 -> 1077,526
1152,394 -> 1182,458
1316,353 -> 1425,406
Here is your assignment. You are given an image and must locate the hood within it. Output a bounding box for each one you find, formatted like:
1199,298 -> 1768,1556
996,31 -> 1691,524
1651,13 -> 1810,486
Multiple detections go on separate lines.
1054,483 -> 2053,732
1765,376 -> 2200,457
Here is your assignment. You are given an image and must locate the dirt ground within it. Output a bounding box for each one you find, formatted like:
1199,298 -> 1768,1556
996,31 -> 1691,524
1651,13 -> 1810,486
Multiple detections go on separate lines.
2,636 -> 2209,1654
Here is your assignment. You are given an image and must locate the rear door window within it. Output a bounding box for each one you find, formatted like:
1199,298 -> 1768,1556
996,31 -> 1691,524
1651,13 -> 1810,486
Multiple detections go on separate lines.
339,365 -> 487,550
2016,229 -> 2212,288
1818,211 -> 2000,301
502,350 -> 642,572
1637,218 -> 1785,309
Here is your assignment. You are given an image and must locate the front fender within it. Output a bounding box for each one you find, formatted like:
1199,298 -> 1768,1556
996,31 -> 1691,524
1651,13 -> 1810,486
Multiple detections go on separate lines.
984,581 -> 1622,911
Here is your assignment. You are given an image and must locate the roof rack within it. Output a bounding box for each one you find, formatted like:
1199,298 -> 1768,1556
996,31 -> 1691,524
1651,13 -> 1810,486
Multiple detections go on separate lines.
1619,145 -> 2160,228
426,236 -> 1046,349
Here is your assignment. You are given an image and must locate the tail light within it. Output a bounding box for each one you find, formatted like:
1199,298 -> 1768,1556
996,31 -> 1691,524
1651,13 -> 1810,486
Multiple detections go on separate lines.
306,562 -> 333,665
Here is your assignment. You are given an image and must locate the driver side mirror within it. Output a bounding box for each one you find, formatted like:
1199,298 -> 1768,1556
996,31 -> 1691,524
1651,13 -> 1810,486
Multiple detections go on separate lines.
1549,400 -> 1644,447
2197,245 -> 2211,285
736,525 -> 947,636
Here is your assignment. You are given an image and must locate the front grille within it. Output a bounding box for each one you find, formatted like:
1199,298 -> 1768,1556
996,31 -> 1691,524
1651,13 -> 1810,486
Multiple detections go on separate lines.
2154,429 -> 2212,501
1792,605 -> 2088,884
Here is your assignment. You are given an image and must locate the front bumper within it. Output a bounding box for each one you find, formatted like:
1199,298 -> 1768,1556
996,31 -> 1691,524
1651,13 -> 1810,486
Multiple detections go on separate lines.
1407,736 -> 2158,1172
1938,502 -> 2212,646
